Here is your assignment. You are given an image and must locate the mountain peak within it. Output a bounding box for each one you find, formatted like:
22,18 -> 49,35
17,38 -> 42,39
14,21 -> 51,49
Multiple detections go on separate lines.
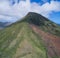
0,12 -> 60,58
24,12 -> 50,26
27,12 -> 43,18
27,12 -> 40,15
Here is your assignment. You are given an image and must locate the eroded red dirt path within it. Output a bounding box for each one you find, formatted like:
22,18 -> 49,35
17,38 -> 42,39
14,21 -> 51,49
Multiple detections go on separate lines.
30,24 -> 60,58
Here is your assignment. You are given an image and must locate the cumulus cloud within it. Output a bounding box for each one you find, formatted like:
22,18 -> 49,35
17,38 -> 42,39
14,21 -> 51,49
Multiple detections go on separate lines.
0,0 -> 60,22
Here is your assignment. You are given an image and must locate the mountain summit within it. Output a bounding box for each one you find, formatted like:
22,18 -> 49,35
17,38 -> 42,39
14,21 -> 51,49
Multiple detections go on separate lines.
0,12 -> 60,58
22,12 -> 60,36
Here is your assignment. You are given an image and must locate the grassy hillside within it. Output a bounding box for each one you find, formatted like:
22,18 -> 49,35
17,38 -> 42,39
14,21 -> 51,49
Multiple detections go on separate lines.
23,12 -> 60,36
0,22 -> 47,58
0,12 -> 60,58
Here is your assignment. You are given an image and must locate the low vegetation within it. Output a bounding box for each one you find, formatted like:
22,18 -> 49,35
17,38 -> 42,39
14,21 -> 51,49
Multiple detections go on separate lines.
0,12 -> 60,58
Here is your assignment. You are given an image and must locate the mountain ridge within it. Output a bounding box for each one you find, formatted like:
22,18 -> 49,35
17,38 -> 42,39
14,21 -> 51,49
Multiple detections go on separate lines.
20,12 -> 60,36
0,12 -> 60,58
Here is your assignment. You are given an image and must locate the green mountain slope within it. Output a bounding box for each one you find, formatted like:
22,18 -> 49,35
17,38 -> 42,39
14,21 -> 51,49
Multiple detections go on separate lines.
23,12 -> 60,36
0,12 -> 60,58
0,22 -> 47,58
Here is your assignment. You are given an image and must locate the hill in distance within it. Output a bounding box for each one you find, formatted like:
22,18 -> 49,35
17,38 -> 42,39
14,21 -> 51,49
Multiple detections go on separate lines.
0,12 -> 60,58
0,22 -> 11,29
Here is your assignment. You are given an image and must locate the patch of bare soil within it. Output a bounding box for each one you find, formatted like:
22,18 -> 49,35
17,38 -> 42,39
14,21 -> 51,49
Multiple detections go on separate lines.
13,39 -> 33,58
30,24 -> 60,58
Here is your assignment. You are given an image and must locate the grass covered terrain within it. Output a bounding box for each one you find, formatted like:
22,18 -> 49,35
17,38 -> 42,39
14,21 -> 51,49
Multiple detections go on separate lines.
0,12 -> 60,58
24,12 -> 60,36
0,22 -> 47,58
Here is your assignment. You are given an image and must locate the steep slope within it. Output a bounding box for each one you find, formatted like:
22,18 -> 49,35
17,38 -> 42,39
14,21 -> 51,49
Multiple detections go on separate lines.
30,24 -> 60,58
24,12 -> 60,36
0,12 -> 60,58
0,22 -> 47,58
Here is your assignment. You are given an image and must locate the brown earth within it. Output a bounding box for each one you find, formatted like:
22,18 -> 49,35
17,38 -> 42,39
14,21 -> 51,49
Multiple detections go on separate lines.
29,24 -> 60,58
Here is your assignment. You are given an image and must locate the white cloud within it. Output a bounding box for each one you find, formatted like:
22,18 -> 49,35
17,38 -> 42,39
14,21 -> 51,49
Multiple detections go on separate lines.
0,0 -> 60,22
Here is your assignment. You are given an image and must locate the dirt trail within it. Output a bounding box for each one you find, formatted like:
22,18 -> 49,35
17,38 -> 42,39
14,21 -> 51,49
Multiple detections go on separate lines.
30,24 -> 60,58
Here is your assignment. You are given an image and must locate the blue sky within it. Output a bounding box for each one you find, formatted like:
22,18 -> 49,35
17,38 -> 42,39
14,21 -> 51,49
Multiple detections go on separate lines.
0,0 -> 60,24
31,0 -> 60,24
